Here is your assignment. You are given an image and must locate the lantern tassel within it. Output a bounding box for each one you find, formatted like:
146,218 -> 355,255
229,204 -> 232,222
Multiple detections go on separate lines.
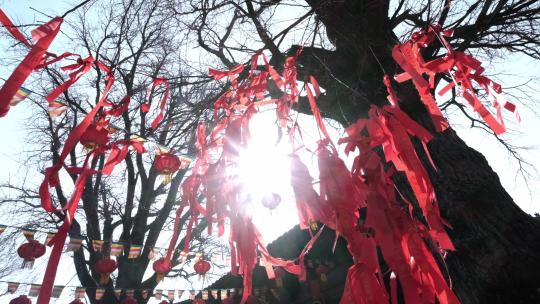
99,273 -> 110,284
22,259 -> 34,269
162,173 -> 172,185
156,272 -> 165,283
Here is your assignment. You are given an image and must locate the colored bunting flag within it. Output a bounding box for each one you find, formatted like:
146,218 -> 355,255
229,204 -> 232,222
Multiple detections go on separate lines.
178,290 -> 184,299
66,236 -> 83,251
22,229 -> 35,241
92,240 -> 104,252
10,87 -> 31,106
202,290 -> 208,300
0,224 -> 6,235
75,287 -> 86,299
7,282 -> 19,293
168,290 -> 175,301
154,289 -> 162,300
114,288 -> 122,299
110,242 -> 124,256
128,244 -> 142,259
28,284 -> 40,297
51,285 -> 64,298
189,291 -> 196,300
95,288 -> 105,300
48,100 -> 67,117
211,289 -> 218,299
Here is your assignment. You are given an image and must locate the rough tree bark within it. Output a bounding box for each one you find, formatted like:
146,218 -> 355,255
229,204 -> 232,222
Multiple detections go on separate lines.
288,1 -> 540,303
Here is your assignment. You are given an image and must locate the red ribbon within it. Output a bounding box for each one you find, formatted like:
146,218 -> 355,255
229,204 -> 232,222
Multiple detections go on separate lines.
142,78 -> 170,129
0,11 -> 63,117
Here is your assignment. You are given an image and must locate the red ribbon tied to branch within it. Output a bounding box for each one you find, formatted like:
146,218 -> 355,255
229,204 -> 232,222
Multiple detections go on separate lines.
141,77 -> 170,129
0,10 -> 63,117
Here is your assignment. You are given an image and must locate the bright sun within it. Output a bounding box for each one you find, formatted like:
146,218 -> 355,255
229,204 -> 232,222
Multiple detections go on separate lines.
235,111 -> 298,242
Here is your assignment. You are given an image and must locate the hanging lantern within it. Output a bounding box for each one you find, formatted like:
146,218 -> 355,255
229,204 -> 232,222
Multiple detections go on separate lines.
122,297 -> 138,304
95,257 -> 118,284
68,300 -> 84,304
153,258 -> 172,282
17,240 -> 46,268
9,295 -> 32,304
153,152 -> 181,184
261,192 -> 281,210
80,123 -> 110,151
194,259 -> 211,277
316,264 -> 330,282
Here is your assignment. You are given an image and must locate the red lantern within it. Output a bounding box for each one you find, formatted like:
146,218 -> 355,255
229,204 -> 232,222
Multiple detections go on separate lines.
153,258 -> 171,282
154,152 -> 181,184
9,295 -> 32,304
17,240 -> 46,268
122,297 -> 138,304
194,259 -> 211,276
68,300 -> 84,304
316,264 -> 330,282
95,257 -> 118,284
261,192 -> 281,210
80,123 -> 110,150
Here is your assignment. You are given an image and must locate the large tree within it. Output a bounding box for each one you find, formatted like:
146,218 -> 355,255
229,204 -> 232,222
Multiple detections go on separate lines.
174,0 -> 540,303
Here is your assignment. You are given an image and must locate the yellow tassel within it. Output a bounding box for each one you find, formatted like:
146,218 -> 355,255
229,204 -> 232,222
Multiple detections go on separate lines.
162,173 -> 172,185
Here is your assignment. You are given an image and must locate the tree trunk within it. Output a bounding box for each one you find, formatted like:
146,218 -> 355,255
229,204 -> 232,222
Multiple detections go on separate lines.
296,1 -> 540,303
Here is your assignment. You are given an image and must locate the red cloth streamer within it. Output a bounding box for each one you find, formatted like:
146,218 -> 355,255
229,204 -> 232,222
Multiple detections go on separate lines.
0,11 -> 63,117
37,72 -> 114,304
142,77 -> 170,129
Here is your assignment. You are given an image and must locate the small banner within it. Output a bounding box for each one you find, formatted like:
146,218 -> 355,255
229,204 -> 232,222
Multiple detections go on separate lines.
48,100 -> 67,117
28,284 -> 40,297
7,282 -> 19,293
75,287 -> 86,299
128,244 -> 142,259
110,242 -> 124,256
178,290 -> 184,299
10,87 -> 31,106
211,289 -> 218,299
96,288 -> 105,300
45,232 -> 56,245
168,290 -> 175,301
22,229 -> 35,241
202,290 -> 208,300
51,285 -> 64,298
66,236 -> 84,251
114,288 -> 122,299
154,289 -> 162,300
0,224 -> 6,235
189,290 -> 196,300
92,240 -> 104,252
